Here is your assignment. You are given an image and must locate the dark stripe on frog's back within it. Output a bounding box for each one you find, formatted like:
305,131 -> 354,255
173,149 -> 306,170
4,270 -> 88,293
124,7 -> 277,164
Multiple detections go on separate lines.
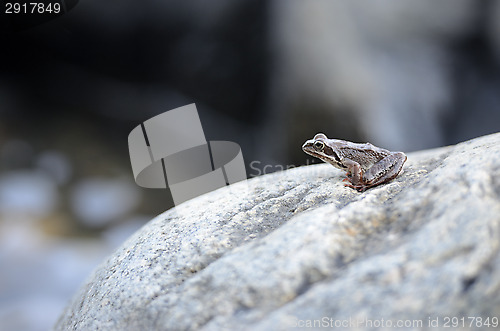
338,143 -> 390,171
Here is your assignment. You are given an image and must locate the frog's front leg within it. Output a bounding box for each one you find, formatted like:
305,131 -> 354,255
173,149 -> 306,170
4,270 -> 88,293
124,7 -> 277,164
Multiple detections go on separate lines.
341,158 -> 363,188
348,152 -> 407,191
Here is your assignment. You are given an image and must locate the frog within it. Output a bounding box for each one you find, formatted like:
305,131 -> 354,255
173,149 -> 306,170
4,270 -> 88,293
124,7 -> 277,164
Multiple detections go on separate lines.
302,133 -> 407,192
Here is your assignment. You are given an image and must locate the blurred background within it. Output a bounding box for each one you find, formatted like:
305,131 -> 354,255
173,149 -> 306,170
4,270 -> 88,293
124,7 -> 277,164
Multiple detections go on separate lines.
1,0 -> 500,330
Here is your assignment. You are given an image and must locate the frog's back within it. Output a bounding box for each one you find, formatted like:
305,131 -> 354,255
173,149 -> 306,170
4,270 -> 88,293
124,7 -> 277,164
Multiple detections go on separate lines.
338,141 -> 391,171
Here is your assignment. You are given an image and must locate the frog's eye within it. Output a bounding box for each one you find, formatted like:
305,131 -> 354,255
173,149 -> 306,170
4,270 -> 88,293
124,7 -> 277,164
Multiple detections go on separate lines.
313,141 -> 325,151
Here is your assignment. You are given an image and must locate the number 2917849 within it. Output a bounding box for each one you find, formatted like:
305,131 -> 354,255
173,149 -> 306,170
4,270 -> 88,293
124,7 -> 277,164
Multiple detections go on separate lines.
5,2 -> 62,14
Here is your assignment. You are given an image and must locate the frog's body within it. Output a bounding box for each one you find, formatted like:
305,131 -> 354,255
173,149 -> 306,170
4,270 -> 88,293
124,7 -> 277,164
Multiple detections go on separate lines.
302,133 -> 407,192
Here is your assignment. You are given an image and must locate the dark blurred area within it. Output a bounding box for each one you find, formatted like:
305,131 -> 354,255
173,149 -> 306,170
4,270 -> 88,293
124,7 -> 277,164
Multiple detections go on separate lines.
1,0 -> 500,330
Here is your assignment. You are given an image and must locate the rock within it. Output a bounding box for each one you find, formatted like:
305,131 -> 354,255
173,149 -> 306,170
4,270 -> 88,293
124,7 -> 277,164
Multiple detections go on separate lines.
54,133 -> 500,330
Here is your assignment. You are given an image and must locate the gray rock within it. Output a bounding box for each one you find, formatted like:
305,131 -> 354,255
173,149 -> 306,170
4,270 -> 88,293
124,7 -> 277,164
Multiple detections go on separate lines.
55,133 -> 500,330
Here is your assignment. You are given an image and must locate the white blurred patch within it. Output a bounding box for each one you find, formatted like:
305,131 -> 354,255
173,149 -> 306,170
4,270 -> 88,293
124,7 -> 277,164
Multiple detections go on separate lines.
36,151 -> 72,185
0,225 -> 111,331
70,178 -> 140,227
0,296 -> 64,331
0,171 -> 58,218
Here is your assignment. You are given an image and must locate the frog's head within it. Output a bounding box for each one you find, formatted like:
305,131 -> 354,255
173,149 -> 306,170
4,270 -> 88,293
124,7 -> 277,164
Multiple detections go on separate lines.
302,133 -> 346,169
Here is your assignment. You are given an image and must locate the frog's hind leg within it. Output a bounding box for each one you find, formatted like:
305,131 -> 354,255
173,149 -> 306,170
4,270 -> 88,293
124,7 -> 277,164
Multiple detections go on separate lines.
363,152 -> 407,187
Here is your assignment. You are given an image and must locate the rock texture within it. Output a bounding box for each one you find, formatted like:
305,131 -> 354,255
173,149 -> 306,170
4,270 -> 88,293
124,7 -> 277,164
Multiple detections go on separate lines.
55,133 -> 500,330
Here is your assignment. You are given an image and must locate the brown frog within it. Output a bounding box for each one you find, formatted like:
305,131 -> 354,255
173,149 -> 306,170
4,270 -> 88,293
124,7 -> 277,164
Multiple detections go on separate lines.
302,133 -> 407,192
